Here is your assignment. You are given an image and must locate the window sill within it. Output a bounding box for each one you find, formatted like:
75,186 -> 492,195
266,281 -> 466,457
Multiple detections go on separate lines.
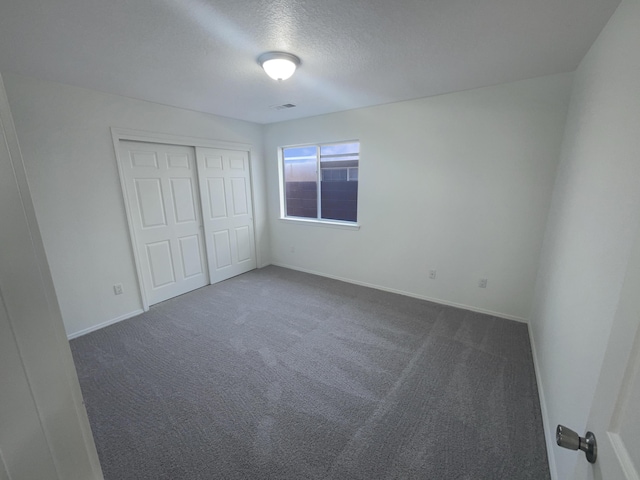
278,217 -> 360,230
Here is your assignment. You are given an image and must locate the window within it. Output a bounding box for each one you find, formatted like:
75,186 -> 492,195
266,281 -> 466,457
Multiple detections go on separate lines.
282,141 -> 359,223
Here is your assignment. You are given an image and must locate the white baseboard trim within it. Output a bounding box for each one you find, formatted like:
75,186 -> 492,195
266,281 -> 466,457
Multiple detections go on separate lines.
67,309 -> 144,340
269,262 -> 527,323
528,322 -> 558,480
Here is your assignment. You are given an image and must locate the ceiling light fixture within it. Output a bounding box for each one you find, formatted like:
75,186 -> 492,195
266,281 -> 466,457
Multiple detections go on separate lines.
258,52 -> 300,81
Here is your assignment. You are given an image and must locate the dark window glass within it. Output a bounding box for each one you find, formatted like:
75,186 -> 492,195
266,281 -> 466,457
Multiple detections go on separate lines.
283,147 -> 317,218
321,168 -> 348,182
282,142 -> 359,223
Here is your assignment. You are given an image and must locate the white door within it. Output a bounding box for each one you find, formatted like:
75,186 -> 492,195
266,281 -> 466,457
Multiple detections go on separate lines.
119,141 -> 209,305
196,147 -> 257,283
0,72 -> 102,479
573,225 -> 640,479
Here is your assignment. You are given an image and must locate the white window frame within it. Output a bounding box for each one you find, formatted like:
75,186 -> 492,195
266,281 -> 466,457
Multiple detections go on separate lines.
278,140 -> 360,230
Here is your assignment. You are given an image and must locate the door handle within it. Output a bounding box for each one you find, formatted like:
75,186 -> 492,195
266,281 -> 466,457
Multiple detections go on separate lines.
556,425 -> 597,464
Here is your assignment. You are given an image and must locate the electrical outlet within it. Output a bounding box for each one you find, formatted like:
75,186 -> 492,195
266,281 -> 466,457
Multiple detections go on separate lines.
478,278 -> 488,288
429,269 -> 437,279
113,283 -> 124,295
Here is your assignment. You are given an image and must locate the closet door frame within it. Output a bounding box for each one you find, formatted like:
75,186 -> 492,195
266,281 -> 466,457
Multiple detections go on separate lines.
111,127 -> 256,311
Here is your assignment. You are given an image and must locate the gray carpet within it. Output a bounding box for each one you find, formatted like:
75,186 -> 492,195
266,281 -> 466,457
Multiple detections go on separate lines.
71,266 -> 550,479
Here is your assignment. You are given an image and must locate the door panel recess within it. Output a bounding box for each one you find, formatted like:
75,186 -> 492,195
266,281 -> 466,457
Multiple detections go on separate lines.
119,141 -> 209,306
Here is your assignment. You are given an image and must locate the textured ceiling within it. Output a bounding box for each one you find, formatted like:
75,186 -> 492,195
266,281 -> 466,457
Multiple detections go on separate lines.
0,0 -> 621,124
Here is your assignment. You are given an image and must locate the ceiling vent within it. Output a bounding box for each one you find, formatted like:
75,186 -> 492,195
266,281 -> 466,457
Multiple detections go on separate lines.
269,103 -> 297,111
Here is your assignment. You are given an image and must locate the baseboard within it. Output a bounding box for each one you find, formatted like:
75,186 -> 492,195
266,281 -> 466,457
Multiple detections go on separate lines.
528,322 -> 558,480
67,309 -> 144,340
269,262 -> 527,323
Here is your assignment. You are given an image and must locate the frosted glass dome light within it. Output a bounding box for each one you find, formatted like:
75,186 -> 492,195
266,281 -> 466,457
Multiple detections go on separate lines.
258,52 -> 300,81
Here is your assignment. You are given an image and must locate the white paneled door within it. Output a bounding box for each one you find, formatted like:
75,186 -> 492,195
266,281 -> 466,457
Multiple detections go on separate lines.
196,147 -> 257,283
119,141 -> 209,305
573,227 -> 640,480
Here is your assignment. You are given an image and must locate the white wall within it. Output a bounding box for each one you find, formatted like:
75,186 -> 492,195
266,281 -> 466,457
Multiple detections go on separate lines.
529,0 -> 640,478
3,74 -> 268,337
264,73 -> 573,321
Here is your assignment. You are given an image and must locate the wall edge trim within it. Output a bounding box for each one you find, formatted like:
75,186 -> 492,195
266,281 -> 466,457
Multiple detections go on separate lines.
67,309 -> 144,340
270,262 -> 527,323
528,321 -> 558,480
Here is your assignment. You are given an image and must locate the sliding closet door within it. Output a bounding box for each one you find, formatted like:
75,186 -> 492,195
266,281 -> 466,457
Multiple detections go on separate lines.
119,141 -> 209,305
196,147 -> 257,283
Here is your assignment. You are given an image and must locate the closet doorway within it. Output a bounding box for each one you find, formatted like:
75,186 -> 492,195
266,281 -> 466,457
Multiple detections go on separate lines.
114,130 -> 257,309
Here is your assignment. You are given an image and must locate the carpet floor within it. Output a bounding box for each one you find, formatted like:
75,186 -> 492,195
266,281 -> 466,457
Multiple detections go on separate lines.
71,266 -> 550,479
